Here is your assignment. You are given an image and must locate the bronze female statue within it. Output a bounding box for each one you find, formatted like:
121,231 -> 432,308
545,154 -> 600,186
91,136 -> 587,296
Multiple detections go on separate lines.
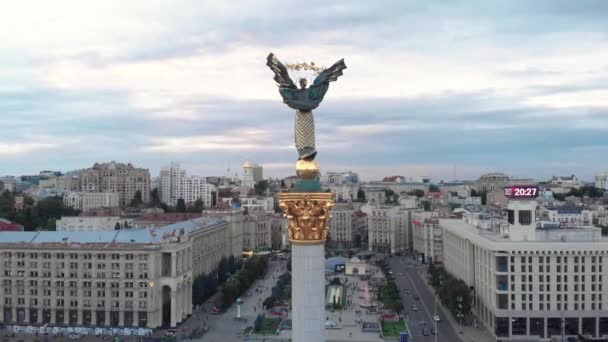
266,53 -> 347,161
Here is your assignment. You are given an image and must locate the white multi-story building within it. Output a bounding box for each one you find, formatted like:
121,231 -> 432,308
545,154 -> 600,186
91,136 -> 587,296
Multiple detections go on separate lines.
0,217 -> 229,329
545,204 -> 593,227
363,204 -> 420,253
550,174 -> 583,188
158,163 -> 216,208
441,198 -> 608,340
240,196 -> 274,213
56,216 -> 133,232
63,192 -> 120,212
328,202 -> 356,248
412,212 -> 442,263
595,172 -> 608,190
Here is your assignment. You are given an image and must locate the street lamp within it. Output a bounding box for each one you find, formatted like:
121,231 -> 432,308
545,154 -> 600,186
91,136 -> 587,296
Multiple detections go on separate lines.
434,274 -> 443,342
456,296 -> 464,334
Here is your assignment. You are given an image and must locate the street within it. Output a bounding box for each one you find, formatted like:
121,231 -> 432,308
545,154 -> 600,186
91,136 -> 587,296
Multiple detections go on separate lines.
387,256 -> 461,342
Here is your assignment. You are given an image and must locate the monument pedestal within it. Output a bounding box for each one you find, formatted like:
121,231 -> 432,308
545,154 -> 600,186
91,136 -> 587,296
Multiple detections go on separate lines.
291,243 -> 326,342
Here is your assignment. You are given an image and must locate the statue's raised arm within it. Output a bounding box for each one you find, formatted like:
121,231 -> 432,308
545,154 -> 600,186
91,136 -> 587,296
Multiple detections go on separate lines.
266,53 -> 297,90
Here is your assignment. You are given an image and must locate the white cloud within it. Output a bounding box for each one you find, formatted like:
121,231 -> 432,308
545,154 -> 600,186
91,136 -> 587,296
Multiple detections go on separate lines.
0,142 -> 60,157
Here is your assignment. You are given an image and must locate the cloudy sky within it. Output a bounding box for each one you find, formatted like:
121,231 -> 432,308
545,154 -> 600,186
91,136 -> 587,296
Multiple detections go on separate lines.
2,0 -> 608,181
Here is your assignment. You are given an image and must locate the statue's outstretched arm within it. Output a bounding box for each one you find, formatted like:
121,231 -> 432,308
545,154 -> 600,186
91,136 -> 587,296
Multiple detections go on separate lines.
266,53 -> 297,89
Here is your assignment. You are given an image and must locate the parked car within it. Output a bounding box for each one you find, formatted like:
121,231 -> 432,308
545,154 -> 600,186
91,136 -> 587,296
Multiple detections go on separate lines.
414,295 -> 420,301
433,315 -> 441,322
422,329 -> 430,336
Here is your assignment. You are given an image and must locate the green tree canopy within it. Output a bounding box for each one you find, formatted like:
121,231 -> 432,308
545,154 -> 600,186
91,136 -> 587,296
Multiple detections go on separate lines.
129,190 -> 143,207
175,198 -> 187,213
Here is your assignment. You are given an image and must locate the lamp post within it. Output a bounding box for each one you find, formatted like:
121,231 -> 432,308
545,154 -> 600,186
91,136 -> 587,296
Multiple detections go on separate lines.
456,296 -> 464,334
434,274 -> 443,342
148,281 -> 154,328
236,298 -> 243,319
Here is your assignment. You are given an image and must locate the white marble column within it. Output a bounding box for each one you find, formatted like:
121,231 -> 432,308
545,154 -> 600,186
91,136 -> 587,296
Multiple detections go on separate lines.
291,243 -> 326,342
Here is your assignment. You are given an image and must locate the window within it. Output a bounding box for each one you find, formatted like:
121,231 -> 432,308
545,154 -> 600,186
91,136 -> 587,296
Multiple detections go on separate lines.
519,210 -> 532,225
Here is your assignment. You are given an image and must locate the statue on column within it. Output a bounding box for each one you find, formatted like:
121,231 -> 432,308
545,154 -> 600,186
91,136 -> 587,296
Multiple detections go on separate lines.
266,53 -> 347,162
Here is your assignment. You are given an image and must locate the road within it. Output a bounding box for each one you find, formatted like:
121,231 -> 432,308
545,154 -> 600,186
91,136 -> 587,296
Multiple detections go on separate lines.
387,255 -> 461,342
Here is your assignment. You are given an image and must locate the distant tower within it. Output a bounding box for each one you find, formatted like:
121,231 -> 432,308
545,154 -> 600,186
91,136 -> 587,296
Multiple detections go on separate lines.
243,161 -> 255,191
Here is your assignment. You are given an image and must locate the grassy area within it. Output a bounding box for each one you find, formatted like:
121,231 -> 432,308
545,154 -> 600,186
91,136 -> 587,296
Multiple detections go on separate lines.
381,319 -> 407,337
253,318 -> 282,335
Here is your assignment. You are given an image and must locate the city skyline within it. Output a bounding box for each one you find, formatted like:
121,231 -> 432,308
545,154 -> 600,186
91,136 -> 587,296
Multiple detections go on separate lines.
2,1 -> 608,180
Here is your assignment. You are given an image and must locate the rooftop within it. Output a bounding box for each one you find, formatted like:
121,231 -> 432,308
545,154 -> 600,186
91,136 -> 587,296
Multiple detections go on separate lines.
440,218 -> 607,249
0,217 -> 225,249
133,213 -> 203,223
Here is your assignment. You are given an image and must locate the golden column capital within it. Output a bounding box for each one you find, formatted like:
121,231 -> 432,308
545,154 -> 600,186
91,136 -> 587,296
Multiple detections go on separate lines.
278,192 -> 335,245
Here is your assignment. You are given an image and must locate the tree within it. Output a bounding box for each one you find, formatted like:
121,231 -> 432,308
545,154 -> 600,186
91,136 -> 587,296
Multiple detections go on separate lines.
130,190 -> 143,207
188,198 -> 205,213
407,189 -> 425,198
422,200 -> 431,211
176,198 -> 187,213
254,180 -> 269,196
149,188 -> 161,206
23,196 -> 35,206
357,189 -> 366,202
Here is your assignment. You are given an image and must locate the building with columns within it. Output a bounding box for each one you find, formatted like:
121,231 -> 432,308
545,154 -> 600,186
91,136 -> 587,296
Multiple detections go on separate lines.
0,217 -> 228,329
441,198 -> 608,340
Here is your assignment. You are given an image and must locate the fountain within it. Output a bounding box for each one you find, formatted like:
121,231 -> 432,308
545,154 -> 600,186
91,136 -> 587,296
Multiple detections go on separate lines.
358,281 -> 383,313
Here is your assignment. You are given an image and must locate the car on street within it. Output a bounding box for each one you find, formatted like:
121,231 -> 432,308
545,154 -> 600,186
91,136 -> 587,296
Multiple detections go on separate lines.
414,295 -> 420,300
411,305 -> 419,311
431,328 -> 438,335
404,289 -> 410,294
397,272 -> 403,276
433,315 -> 441,322
422,328 -> 430,336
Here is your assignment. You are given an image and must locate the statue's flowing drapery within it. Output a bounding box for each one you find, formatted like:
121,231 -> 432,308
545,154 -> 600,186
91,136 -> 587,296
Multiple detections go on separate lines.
295,110 -> 315,160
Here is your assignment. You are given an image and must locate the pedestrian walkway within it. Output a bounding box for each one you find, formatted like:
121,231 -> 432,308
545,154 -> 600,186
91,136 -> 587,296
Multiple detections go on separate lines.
417,271 -> 495,342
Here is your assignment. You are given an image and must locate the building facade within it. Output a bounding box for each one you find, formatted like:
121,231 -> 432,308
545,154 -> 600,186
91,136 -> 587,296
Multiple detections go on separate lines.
0,217 -> 230,329
441,199 -> 608,340
79,162 -> 150,207
63,192 -> 120,212
158,163 -> 216,208
56,217 -> 133,232
412,212 -> 442,263
328,203 -> 356,248
595,172 -> 608,190
364,204 -> 418,253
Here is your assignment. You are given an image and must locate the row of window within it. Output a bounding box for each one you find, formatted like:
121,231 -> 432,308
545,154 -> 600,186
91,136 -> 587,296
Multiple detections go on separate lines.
3,298 -> 149,309
3,252 -> 148,261
4,261 -> 149,270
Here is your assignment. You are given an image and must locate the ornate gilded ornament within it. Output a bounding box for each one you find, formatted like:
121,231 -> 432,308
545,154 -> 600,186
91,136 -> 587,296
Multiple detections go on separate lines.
278,192 -> 334,245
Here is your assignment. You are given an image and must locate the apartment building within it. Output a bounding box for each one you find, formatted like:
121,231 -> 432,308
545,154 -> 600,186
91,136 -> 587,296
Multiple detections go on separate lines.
79,162 -> 150,207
